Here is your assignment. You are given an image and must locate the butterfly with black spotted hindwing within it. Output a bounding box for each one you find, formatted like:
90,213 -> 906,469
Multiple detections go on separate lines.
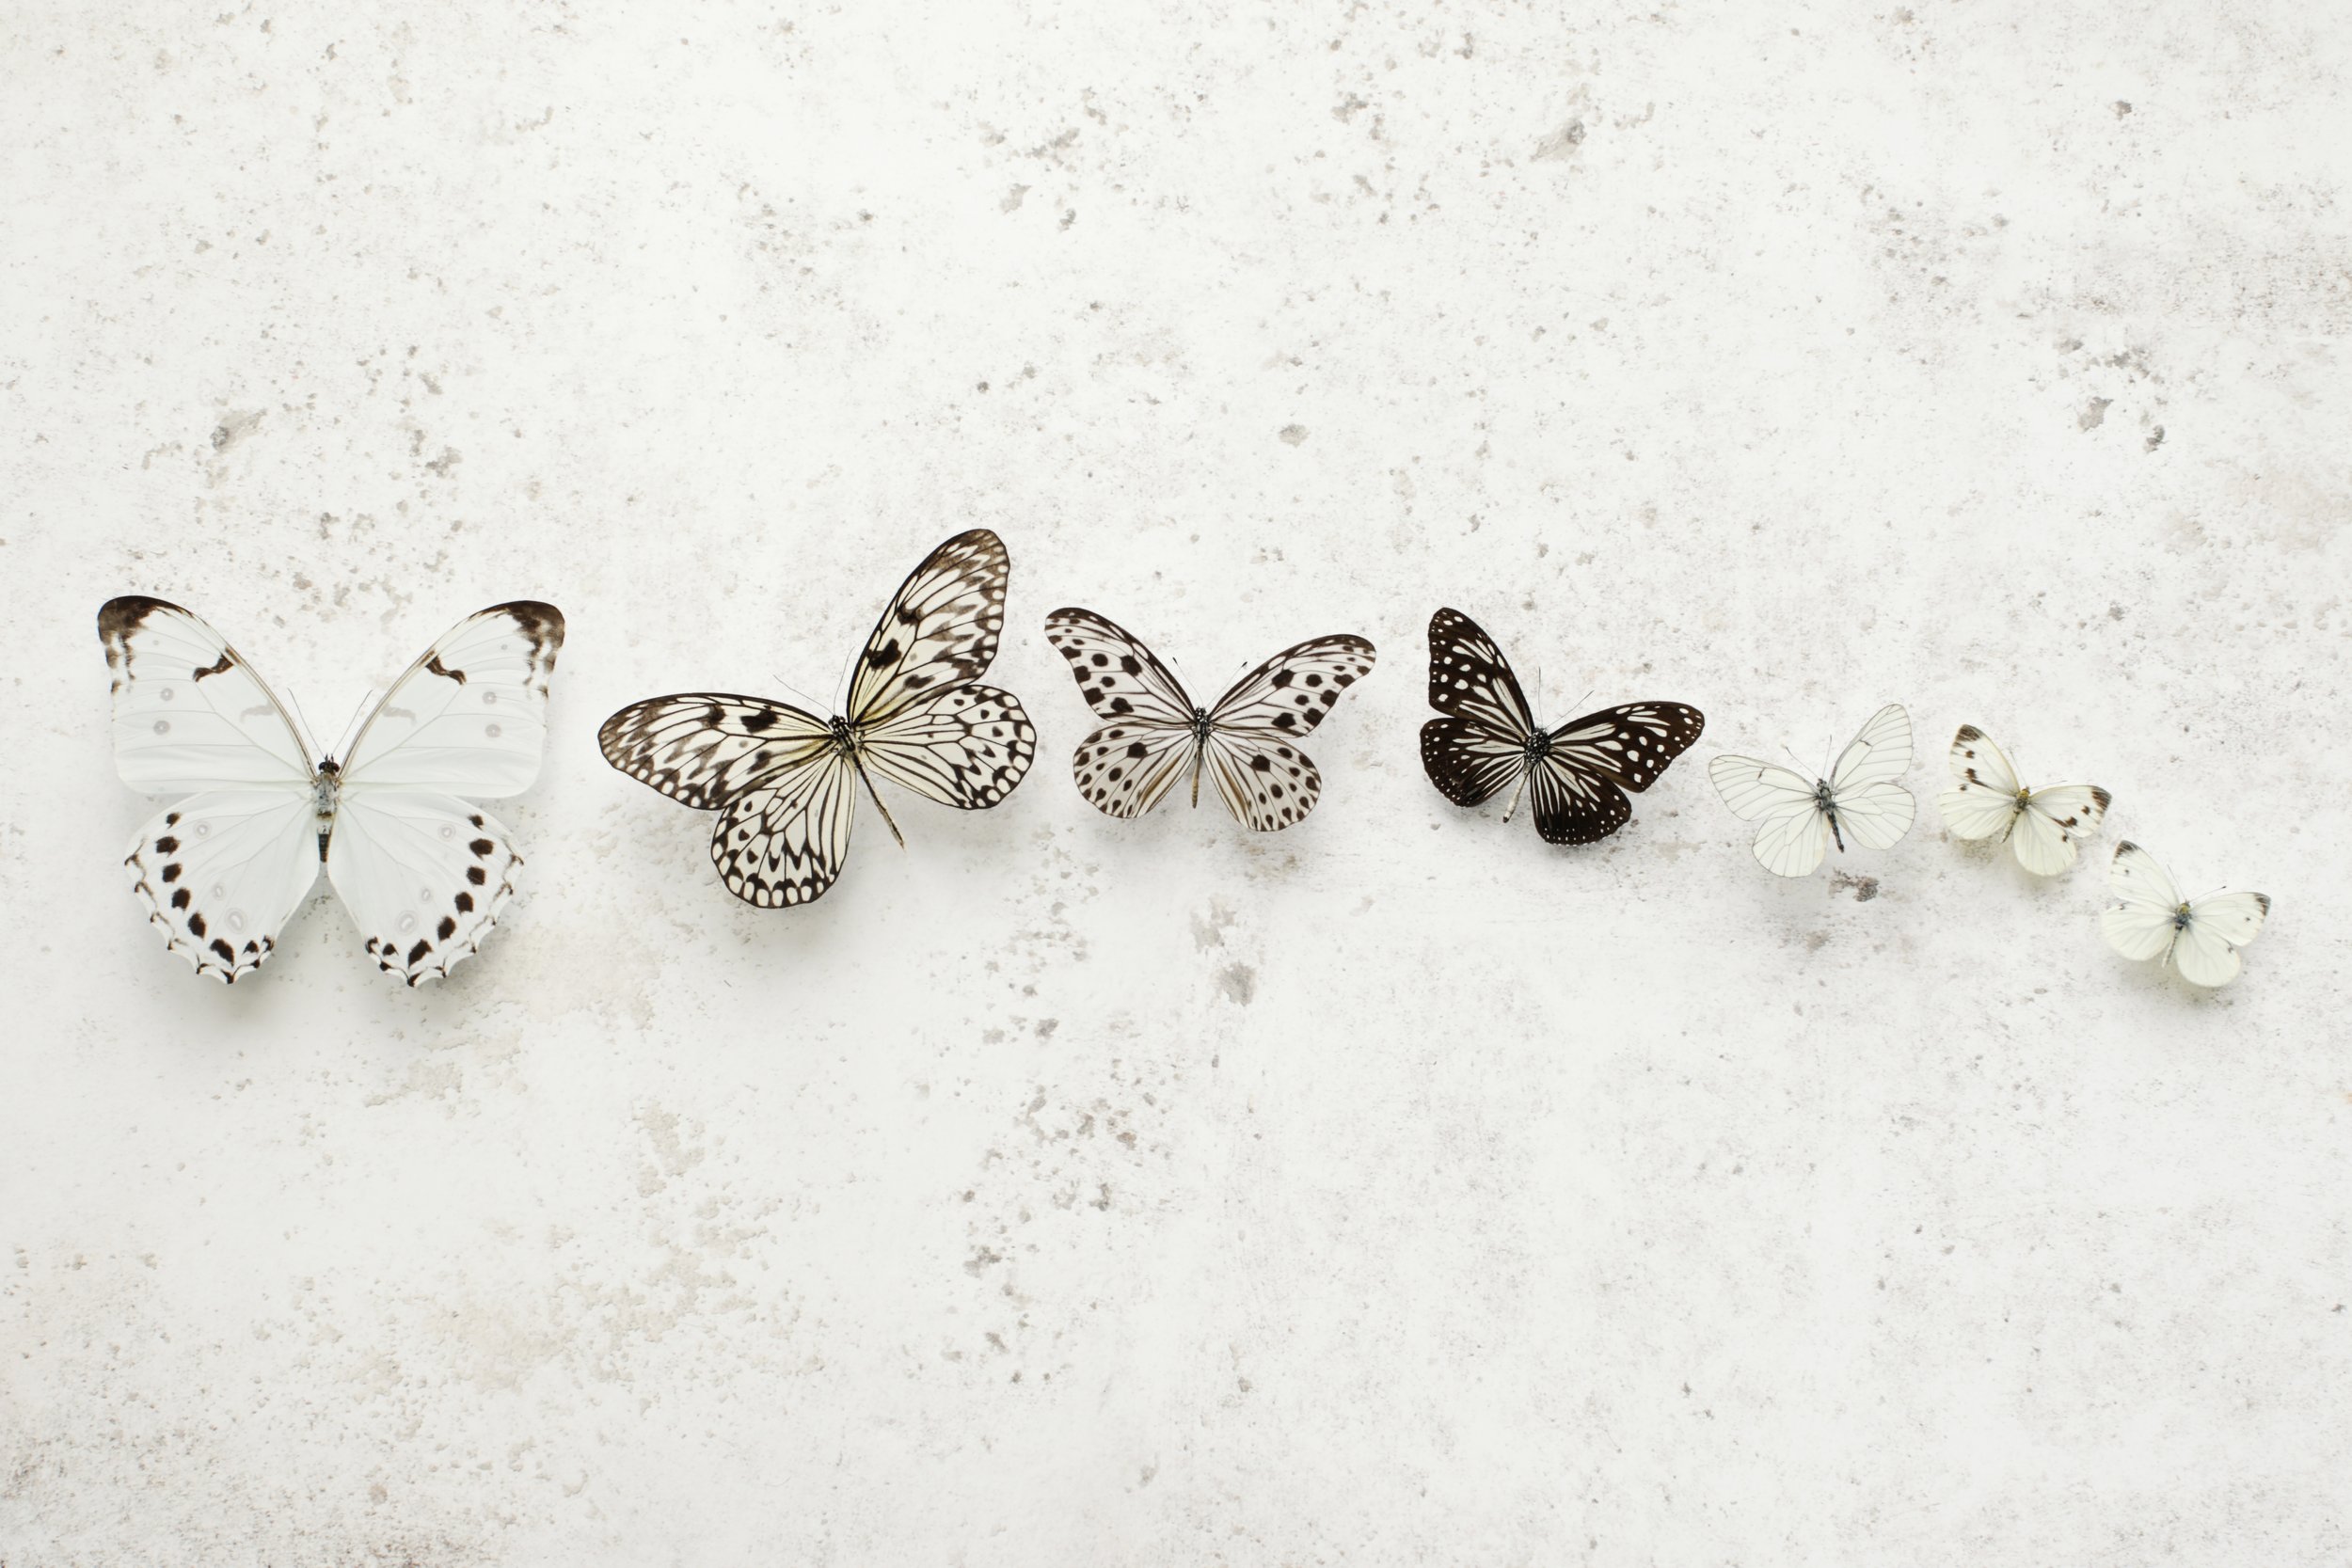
2101,842 -> 2270,987
599,530 -> 1036,907
101,595 -> 564,984
1042,608 -> 1375,831
1419,608 -> 1706,845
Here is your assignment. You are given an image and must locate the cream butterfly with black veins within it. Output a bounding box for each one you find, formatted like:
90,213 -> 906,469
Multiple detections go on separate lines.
2101,842 -> 2270,987
1043,609 -> 1375,830
1936,725 -> 2111,874
1708,703 -> 1915,877
599,530 -> 1035,907
100,596 -> 564,985
1418,609 -> 1705,845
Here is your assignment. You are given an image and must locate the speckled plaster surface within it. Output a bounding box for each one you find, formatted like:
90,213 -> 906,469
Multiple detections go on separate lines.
4,2 -> 2350,1563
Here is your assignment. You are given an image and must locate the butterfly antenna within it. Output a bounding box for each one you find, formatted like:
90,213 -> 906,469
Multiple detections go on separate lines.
768,672 -> 829,715
285,689 -> 324,762
851,755 -> 906,847
331,689 -> 377,761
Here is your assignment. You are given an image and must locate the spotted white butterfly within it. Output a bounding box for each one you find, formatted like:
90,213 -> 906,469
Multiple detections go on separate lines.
100,596 -> 564,984
2100,842 -> 2270,987
599,530 -> 1035,907
1042,608 -> 1375,831
1708,703 -> 1915,877
1417,608 -> 1705,845
1936,725 -> 2111,875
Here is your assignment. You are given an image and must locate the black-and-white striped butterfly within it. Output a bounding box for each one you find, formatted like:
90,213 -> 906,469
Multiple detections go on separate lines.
1042,609 -> 1375,831
1418,608 -> 1705,845
599,530 -> 1036,908
100,595 -> 565,984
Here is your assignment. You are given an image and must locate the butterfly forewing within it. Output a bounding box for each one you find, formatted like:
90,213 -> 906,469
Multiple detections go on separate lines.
1041,608 -> 1197,723
2011,784 -> 2110,875
101,596 -> 314,792
1937,725 -> 2024,841
340,601 -> 565,797
1425,609 -> 1534,739
597,695 -> 834,810
1548,703 -> 1707,792
1208,635 -> 1377,738
847,529 -> 1012,726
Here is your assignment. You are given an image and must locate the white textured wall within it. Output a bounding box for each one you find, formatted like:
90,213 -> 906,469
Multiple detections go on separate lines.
5,2 -> 2348,1562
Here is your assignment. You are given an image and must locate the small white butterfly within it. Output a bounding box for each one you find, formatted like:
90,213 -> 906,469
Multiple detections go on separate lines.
1708,703 -> 1915,877
1936,725 -> 2111,875
2100,841 -> 2270,987
101,596 -> 564,985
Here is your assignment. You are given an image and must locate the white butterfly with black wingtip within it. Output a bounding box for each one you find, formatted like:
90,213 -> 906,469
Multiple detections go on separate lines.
1936,725 -> 2111,875
100,596 -> 565,984
1708,703 -> 1915,877
2101,842 -> 2270,987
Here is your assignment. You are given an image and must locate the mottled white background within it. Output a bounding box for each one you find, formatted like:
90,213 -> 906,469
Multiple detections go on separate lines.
5,1 -> 2349,1562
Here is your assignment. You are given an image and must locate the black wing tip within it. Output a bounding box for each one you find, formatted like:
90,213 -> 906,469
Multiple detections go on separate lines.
2113,839 -> 2139,857
98,594 -> 188,640
1952,722 -> 1985,743
2254,893 -> 2272,912
482,599 -> 567,647
2090,785 -> 2114,809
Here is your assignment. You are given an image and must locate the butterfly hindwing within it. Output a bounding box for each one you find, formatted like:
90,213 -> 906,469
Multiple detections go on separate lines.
328,794 -> 522,986
1203,730 -> 1321,832
860,684 -> 1036,808
2010,784 -> 2110,876
1071,721 -> 1196,818
709,752 -> 859,909
1420,717 -> 1527,808
1937,725 -> 2024,842
122,791 -> 320,982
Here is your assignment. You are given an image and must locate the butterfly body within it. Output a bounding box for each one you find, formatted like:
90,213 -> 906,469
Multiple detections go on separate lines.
101,595 -> 564,984
1708,703 -> 1915,877
1416,608 -> 1704,846
1043,608 -> 1375,832
600,531 -> 1035,907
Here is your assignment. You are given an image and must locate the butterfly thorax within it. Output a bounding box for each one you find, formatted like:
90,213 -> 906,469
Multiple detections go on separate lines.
2172,903 -> 2193,929
312,758 -> 343,856
1188,705 -> 1213,742
827,715 -> 861,755
1523,730 -> 1553,762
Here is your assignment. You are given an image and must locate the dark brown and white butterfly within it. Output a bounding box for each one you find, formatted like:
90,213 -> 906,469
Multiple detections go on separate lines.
1418,608 -> 1705,845
100,596 -> 564,984
1042,608 -> 1375,832
599,530 -> 1035,908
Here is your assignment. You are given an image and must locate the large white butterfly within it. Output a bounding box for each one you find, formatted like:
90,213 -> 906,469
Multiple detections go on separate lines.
598,530 -> 1035,907
100,596 -> 565,985
1708,703 -> 1915,877
1042,608 -> 1375,831
2100,842 -> 2270,987
1936,725 -> 2111,875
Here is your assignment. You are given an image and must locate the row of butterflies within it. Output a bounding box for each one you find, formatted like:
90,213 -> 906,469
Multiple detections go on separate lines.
99,530 -> 2271,990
